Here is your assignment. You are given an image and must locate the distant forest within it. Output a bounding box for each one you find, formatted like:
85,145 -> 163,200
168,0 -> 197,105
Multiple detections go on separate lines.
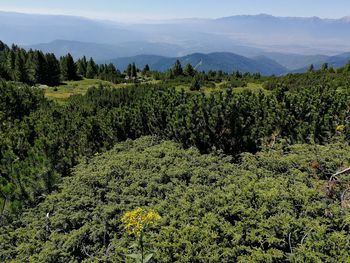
0,41 -> 122,85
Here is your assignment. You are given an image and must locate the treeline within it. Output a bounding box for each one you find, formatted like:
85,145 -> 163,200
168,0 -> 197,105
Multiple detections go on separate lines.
0,41 -> 122,86
264,62 -> 350,91
0,77 -> 349,220
150,59 -> 262,90
0,40 -> 266,89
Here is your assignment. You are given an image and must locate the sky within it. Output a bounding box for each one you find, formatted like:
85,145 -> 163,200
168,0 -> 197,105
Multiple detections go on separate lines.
0,0 -> 349,22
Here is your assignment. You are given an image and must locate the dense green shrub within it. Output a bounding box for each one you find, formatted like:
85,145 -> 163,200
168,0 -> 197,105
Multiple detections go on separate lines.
0,78 -> 349,217
1,137 -> 349,262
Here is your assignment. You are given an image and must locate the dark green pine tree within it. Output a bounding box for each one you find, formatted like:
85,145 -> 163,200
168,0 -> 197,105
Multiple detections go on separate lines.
45,53 -> 61,86
126,64 -> 132,78
190,75 -> 201,91
14,51 -> 28,83
0,63 -> 6,79
172,60 -> 183,77
0,41 -> 7,51
0,41 -> 8,66
235,71 -> 242,78
30,50 -> 47,84
131,63 -> 137,78
60,53 -> 77,81
321,63 -> 328,71
142,64 -> 150,75
77,56 -> 88,78
184,63 -> 195,77
107,63 -> 118,74
6,49 -> 16,79
99,64 -> 106,77
86,58 -> 98,79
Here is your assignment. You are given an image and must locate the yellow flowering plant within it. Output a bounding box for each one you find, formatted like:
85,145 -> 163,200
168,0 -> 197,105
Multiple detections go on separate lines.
336,125 -> 345,132
121,207 -> 161,263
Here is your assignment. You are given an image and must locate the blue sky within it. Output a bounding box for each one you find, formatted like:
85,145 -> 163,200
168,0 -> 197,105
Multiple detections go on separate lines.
0,0 -> 349,22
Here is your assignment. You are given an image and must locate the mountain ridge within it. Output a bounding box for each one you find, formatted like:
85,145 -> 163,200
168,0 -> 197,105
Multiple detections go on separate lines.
109,52 -> 288,75
2,11 -> 350,56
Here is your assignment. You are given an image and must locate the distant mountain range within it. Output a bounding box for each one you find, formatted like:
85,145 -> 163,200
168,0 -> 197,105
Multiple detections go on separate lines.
2,11 -> 350,75
111,51 -> 350,75
109,52 -> 288,75
27,40 -> 185,60
3,11 -> 350,56
23,39 -> 350,75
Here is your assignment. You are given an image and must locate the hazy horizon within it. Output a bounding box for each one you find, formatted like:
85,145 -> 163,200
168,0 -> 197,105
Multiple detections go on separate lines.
1,0 -> 350,70
0,0 -> 349,22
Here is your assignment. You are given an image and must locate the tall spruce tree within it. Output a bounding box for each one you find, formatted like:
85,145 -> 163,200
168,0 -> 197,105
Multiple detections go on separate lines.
14,52 -> 27,83
172,60 -> 183,77
0,41 -> 6,52
142,64 -> 150,75
126,64 -> 132,78
86,58 -> 97,79
60,53 -> 77,81
45,53 -> 61,86
190,75 -> 201,91
6,50 -> 15,79
184,63 -> 195,77
31,50 -> 46,84
77,56 -> 88,78
131,63 -> 137,78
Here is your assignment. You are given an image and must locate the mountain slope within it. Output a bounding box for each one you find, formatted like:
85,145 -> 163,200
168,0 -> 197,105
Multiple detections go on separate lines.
111,52 -> 288,75
26,40 -> 185,61
292,52 -> 350,72
261,52 -> 330,70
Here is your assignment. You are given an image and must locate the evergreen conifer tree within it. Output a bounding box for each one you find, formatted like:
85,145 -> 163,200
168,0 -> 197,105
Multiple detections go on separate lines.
77,56 -> 88,77
172,60 -> 183,77
86,58 -> 97,79
60,53 -> 77,81
184,63 -> 195,77
14,52 -> 27,83
190,75 -> 201,91
45,53 -> 61,86
131,63 -> 137,78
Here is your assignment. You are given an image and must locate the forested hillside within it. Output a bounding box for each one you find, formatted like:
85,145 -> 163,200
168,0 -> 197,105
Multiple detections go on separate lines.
109,52 -> 287,75
0,41 -> 122,85
0,39 -> 350,262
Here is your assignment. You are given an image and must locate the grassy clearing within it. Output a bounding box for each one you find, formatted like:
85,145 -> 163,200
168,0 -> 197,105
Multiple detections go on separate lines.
44,78 -> 266,104
45,78 -> 163,103
44,79 -> 131,103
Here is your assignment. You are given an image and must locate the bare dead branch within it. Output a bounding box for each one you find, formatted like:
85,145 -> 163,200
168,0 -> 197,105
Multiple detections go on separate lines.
333,167 -> 350,178
301,233 -> 308,245
288,232 -> 293,254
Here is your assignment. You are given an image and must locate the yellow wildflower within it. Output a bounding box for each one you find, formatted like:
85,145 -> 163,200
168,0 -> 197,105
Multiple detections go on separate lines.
121,207 -> 161,236
336,125 -> 345,132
